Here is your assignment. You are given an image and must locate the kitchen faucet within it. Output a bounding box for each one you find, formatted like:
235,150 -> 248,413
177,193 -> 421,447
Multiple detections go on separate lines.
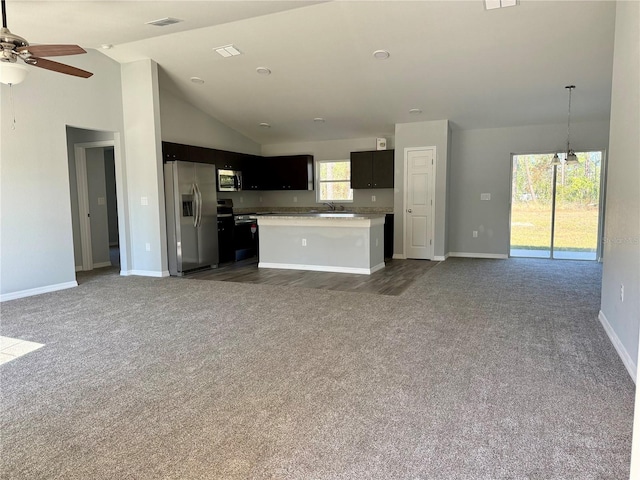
323,202 -> 337,211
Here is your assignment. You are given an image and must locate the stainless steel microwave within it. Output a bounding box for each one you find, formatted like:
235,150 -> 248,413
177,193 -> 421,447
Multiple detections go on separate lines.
218,169 -> 242,192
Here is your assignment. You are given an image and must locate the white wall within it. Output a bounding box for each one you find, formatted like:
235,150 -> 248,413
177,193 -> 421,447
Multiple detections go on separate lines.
121,59 -> 167,277
394,120 -> 450,259
0,50 -> 125,300
448,121 -> 610,257
159,88 -> 261,156
257,137 -> 395,211
600,0 -> 640,384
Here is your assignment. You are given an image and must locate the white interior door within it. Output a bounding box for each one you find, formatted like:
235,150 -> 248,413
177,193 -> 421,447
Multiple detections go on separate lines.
405,148 -> 434,259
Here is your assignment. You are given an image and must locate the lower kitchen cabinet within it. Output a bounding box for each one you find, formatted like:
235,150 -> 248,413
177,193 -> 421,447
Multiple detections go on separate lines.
217,215 -> 235,263
384,214 -> 394,259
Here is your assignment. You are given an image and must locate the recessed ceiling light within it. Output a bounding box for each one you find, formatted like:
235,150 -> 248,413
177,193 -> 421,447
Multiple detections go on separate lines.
100,44 -> 113,50
373,50 -> 390,60
313,117 -> 325,123
409,108 -> 422,114
145,17 -> 183,27
190,77 -> 205,84
259,122 -> 271,128
214,45 -> 242,58
256,67 -> 271,75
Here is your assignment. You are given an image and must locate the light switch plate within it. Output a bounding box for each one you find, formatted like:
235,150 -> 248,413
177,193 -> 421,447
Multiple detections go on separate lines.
141,196 -> 148,206
97,197 -> 106,206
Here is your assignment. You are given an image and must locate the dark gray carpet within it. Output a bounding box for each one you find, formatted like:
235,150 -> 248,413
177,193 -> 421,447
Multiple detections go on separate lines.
0,258 -> 633,479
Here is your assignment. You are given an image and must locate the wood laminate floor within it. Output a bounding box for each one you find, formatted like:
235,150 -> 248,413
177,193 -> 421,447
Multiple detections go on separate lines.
188,258 -> 438,296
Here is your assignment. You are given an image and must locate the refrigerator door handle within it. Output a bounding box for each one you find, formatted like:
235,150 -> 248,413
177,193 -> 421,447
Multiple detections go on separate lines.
235,174 -> 242,191
195,183 -> 203,228
192,183 -> 200,228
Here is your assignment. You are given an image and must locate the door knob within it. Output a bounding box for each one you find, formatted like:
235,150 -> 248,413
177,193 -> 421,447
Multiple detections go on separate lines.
407,209 -> 412,213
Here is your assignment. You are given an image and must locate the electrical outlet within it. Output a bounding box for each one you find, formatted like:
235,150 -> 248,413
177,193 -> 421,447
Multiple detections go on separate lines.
240,196 -> 244,203
293,196 -> 298,203
375,238 -> 379,247
473,231 -> 478,238
372,195 -> 376,202
259,196 -> 263,202
302,238 -> 307,246
481,193 -> 491,201
145,243 -> 151,251
621,283 -> 624,302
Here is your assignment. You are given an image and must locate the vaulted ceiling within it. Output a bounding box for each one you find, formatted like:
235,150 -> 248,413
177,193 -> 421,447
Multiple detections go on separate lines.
7,1 -> 616,144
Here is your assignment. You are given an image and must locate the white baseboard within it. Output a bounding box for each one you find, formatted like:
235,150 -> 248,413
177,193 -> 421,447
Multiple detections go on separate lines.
93,261 -> 113,269
121,269 -> 170,278
258,262 -> 385,275
449,252 -> 508,259
433,254 -> 449,261
76,262 -> 114,271
599,310 -> 636,382
1,281 -> 78,302
392,254 -> 406,260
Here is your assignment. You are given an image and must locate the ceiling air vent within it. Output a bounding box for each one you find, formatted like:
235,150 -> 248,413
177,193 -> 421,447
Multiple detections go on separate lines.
145,17 -> 183,27
213,45 -> 242,58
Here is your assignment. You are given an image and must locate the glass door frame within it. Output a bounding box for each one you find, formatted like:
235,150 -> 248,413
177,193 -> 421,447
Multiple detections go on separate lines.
508,149 -> 607,261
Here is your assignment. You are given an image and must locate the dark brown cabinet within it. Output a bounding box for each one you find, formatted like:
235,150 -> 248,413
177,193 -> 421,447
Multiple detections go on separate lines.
384,214 -> 394,259
350,150 -> 394,189
265,155 -> 314,190
162,142 -> 314,191
216,150 -> 244,170
162,142 -> 190,162
242,155 -> 265,190
188,145 -> 214,164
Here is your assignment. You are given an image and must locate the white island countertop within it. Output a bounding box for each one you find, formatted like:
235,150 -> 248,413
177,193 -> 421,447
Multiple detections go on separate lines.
255,213 -> 386,275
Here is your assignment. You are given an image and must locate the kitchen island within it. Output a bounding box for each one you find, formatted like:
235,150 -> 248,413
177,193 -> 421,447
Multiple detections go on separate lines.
255,213 -> 386,275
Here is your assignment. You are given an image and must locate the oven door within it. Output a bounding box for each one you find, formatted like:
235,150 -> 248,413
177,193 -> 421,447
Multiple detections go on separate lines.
218,170 -> 242,192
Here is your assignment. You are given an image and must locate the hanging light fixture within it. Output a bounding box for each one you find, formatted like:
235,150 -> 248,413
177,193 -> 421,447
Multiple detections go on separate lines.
551,85 -> 579,166
564,85 -> 579,165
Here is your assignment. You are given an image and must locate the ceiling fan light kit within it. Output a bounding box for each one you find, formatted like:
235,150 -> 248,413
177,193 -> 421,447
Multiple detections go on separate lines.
0,60 -> 26,84
0,0 -> 93,85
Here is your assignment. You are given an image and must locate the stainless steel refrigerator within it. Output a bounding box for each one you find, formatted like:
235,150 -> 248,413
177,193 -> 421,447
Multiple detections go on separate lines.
164,161 -> 219,276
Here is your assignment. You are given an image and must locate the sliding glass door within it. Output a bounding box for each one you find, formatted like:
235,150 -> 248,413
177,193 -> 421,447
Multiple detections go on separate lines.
510,152 -> 603,260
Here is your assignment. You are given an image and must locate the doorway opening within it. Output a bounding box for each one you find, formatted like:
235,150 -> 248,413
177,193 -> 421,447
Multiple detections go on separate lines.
510,151 -> 604,260
72,139 -> 120,271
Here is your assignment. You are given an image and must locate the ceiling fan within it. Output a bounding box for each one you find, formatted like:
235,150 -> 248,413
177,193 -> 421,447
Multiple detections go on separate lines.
0,0 -> 93,84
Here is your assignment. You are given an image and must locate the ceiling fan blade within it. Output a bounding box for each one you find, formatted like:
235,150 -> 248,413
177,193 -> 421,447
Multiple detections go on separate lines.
27,57 -> 93,78
17,44 -> 86,57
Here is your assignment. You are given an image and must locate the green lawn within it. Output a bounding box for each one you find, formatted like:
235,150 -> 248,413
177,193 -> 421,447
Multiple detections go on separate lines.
511,204 -> 599,251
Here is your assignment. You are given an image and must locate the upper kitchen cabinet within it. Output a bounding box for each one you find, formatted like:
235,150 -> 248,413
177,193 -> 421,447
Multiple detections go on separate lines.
188,145 -> 215,164
350,150 -> 394,189
162,142 -> 190,162
216,150 -> 245,171
266,155 -> 314,190
242,155 -> 265,190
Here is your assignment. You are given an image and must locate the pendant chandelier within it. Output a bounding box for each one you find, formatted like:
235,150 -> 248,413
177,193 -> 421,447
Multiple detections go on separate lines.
551,85 -> 579,166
